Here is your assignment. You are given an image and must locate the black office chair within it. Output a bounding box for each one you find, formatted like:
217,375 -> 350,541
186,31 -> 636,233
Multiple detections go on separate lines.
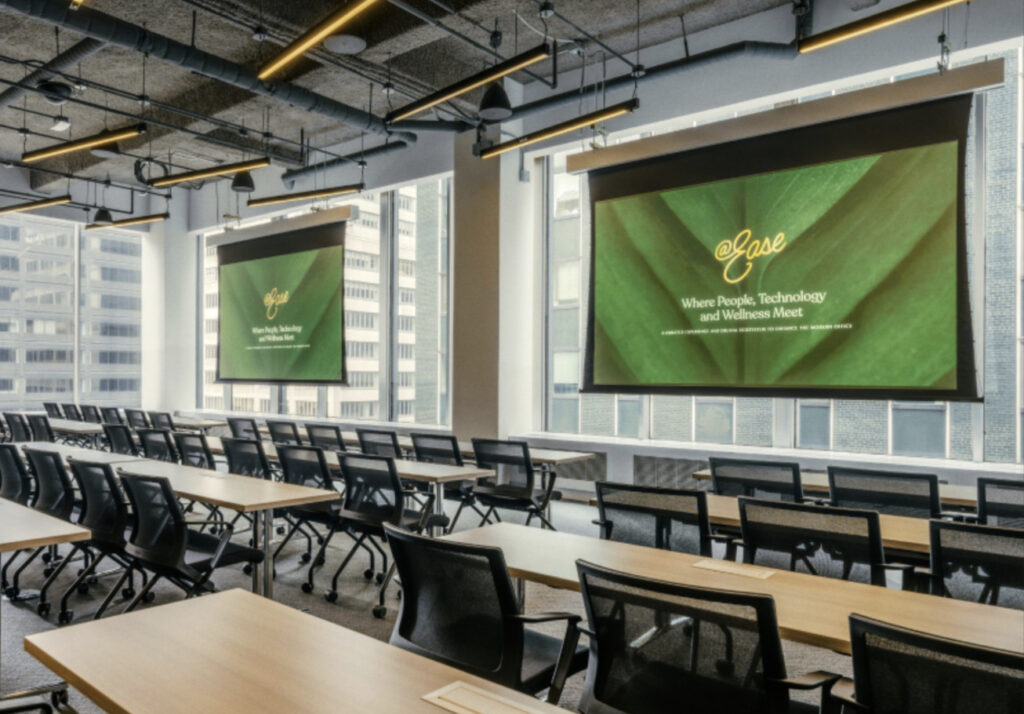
920,520 -> 1024,610
124,408 -> 150,430
79,405 -> 102,424
827,466 -> 941,518
593,482 -> 715,556
385,524 -> 588,704
470,439 -> 557,530
61,403 -> 82,421
137,428 -> 178,462
26,414 -> 56,443
0,444 -> 35,594
356,428 -> 403,458
42,402 -> 63,419
411,432 -> 481,532
834,614 -> 1024,714
4,412 -> 32,442
306,423 -> 347,452
266,420 -> 303,445
710,457 -> 804,502
0,696 -> 54,713
576,560 -> 841,714
227,417 -> 260,439
102,423 -> 137,456
148,411 -> 176,431
977,478 -> 1024,528
114,473 -> 263,611
222,437 -> 272,478
100,407 -> 124,425
173,432 -> 216,469
737,497 -> 911,588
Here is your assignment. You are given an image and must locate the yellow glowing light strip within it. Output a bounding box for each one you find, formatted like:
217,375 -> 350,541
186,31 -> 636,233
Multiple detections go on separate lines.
149,158 -> 270,187
0,194 -> 72,215
388,44 -> 551,122
70,0 -> 84,8
248,183 -> 363,208
480,100 -> 638,160
258,0 -> 381,80
799,0 -> 970,54
85,212 -> 169,230
22,124 -> 145,163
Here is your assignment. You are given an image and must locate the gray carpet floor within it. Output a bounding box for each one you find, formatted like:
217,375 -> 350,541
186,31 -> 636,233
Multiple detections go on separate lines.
1,500 -> 854,713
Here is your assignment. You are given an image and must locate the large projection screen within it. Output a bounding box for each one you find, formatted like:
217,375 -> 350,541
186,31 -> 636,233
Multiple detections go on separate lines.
584,95 -> 977,400
217,221 -> 346,384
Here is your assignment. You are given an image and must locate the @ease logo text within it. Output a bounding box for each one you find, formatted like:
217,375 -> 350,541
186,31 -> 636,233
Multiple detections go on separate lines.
263,287 -> 290,320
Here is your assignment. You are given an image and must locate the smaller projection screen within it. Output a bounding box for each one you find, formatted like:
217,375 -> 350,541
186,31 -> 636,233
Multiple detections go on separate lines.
217,222 -> 346,384
584,95 -> 977,400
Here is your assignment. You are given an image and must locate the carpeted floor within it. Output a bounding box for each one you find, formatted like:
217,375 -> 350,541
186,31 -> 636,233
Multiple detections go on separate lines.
1,500 -> 854,713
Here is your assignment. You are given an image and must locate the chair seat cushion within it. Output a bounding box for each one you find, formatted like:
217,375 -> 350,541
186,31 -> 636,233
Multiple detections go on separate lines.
474,485 -> 539,510
519,628 -> 589,694
184,530 -> 264,571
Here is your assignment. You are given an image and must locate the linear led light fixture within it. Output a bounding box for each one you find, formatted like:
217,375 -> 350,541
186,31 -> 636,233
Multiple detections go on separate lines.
386,43 -> 552,123
799,0 -> 970,54
85,212 -> 170,230
148,157 -> 271,187
480,99 -> 639,160
22,124 -> 146,163
0,194 -> 72,216
257,0 -> 381,80
248,183 -> 364,208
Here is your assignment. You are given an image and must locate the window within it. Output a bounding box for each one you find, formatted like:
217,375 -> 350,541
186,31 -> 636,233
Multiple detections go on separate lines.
96,350 -> 141,365
695,398 -> 734,444
345,311 -> 378,329
397,344 -> 414,360
346,341 -> 378,359
348,372 -> 378,388
95,322 -> 140,337
892,403 -> 946,458
96,378 -> 140,392
0,379 -> 13,391
397,315 -> 414,332
25,319 -> 71,335
25,349 -> 73,363
25,378 -> 74,393
98,238 -> 141,256
345,251 -> 379,270
346,282 -> 379,301
97,294 -> 141,311
0,256 -> 18,271
398,259 -> 415,277
0,285 -> 15,301
398,288 -> 415,305
0,348 -> 13,362
798,401 -> 831,450
0,225 -> 18,242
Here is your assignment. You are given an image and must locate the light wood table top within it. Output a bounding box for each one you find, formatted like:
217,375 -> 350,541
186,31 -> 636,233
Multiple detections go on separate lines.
693,468 -> 979,508
19,442 -> 140,465
40,418 -> 103,436
24,588 -> 564,714
0,498 -> 90,553
445,523 -> 1024,655
171,415 -> 227,430
115,460 -> 338,513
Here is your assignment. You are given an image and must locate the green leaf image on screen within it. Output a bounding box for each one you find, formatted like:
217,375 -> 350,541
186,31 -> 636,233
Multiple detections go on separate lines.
219,244 -> 343,382
592,140 -> 958,389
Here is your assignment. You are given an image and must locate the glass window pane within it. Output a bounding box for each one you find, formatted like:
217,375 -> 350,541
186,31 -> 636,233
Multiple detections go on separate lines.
554,263 -> 580,305
549,308 -> 579,350
550,218 -> 580,260
695,399 -> 734,444
798,402 -> 830,449
892,404 -> 946,457
617,398 -> 642,438
581,393 -> 615,436
651,395 -> 692,441
552,352 -> 579,394
550,398 -> 578,433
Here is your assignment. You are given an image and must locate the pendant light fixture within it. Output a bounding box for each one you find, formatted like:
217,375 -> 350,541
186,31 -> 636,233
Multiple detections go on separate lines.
148,157 -> 270,188
0,194 -> 72,216
479,99 -> 638,159
248,182 -> 364,208
799,0 -> 970,53
478,82 -> 513,122
91,207 -> 113,225
85,212 -> 169,230
21,124 -> 146,163
231,171 -> 256,193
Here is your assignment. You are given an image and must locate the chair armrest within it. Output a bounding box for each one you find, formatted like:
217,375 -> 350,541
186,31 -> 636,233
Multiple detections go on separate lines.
592,519 -> 612,538
511,611 -> 582,705
577,625 -> 596,638
186,519 -> 230,529
197,522 -> 236,570
769,670 -> 842,691
510,611 -> 582,625
707,533 -> 734,543
830,678 -> 868,710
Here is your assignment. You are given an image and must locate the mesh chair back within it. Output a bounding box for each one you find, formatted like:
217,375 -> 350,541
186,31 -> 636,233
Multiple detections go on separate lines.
69,461 -> 129,547
828,466 -> 940,518
710,457 -> 803,502
266,420 -> 302,445
471,439 -> 535,491
149,411 -> 175,431
125,409 -> 150,429
27,414 -> 56,443
222,438 -> 272,479
4,412 -> 32,442
340,454 -> 405,526
227,417 -> 259,440
849,614 -> 1024,714
738,498 -> 885,586
119,474 -> 188,571
595,482 -> 711,556
100,407 -> 124,425
103,424 -> 136,455
23,448 -> 75,521
977,478 -> 1024,528
356,428 -> 402,458
411,433 -> 464,466
172,432 -> 215,470
577,560 -> 789,714
306,423 -> 346,452
80,405 -> 102,423
277,445 -> 333,490
61,403 -> 83,421
0,443 -> 33,504
43,402 -> 63,418
385,524 -> 522,681
929,520 -> 1024,610
137,428 -> 178,463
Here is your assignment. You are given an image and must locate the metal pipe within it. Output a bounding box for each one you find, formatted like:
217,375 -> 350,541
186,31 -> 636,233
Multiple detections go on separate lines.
527,0 -> 635,70
0,38 -> 104,109
389,119 -> 473,133
280,141 -> 409,189
0,0 -> 414,143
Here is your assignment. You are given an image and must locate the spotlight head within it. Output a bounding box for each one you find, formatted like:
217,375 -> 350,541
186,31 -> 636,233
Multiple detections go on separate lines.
50,115 -> 71,132
538,2 -> 555,20
92,207 -> 113,225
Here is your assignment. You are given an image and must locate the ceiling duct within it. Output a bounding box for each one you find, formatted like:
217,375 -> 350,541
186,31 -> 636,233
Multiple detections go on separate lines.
0,37 -> 103,110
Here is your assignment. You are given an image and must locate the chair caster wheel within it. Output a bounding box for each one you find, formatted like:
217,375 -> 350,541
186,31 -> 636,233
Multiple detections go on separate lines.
37,602 -> 51,617
77,583 -> 90,595
374,572 -> 385,585
372,606 -> 387,619
300,552 -> 311,564
276,526 -> 286,535
87,575 -> 99,585
363,568 -> 374,580
715,659 -> 735,676
325,590 -> 338,603
5,587 -> 19,599
143,592 -> 156,603
42,552 -> 52,564
300,582 -> 313,594
317,537 -> 325,545
315,556 -> 325,566
121,588 -> 135,600
43,567 -> 54,577
243,564 -> 253,575
57,610 -> 73,625
51,689 -> 69,706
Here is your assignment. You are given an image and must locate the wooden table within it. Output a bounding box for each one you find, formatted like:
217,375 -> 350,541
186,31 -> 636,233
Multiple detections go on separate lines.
18,442 -> 140,466
171,415 -> 227,433
1,498 -> 90,707
114,460 -> 338,599
445,523 -> 1024,656
25,588 -> 564,714
41,418 -> 104,443
693,468 -> 980,508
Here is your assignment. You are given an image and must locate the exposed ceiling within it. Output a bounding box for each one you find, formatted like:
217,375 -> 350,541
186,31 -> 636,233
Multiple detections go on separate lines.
0,0 -> 791,194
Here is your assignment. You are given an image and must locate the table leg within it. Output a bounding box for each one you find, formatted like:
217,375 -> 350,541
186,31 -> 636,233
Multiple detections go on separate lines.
515,577 -> 526,608
0,572 -> 68,707
431,482 -> 445,537
261,511 -> 274,599
251,516 -> 261,595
